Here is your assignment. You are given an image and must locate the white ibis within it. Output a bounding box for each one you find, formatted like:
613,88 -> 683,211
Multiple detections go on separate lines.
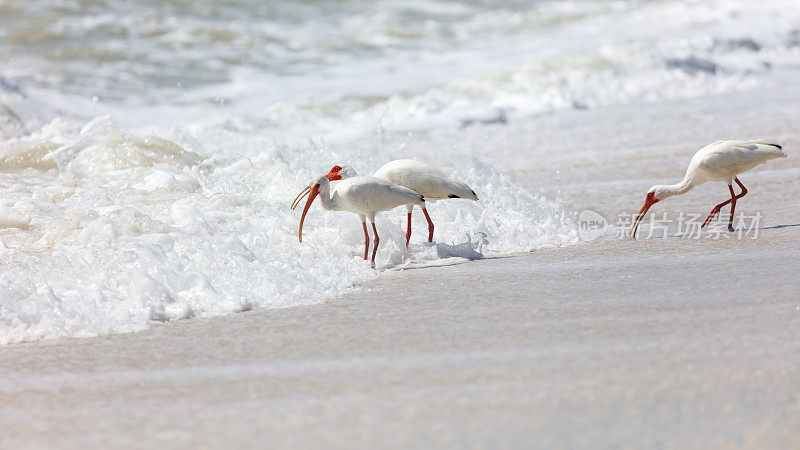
326,159 -> 478,245
291,172 -> 425,266
630,139 -> 786,238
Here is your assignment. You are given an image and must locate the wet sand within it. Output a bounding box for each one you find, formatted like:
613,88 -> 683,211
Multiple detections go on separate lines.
3,83 -> 800,448
3,228 -> 800,448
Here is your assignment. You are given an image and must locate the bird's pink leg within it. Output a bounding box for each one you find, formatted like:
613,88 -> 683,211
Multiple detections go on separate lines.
371,222 -> 380,268
727,178 -> 748,231
726,184 -> 738,232
405,212 -> 412,247
362,221 -> 370,260
701,178 -> 748,229
422,207 -> 434,242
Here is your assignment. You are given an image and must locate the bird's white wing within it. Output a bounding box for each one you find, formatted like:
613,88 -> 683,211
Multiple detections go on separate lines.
695,140 -> 786,179
374,159 -> 478,200
336,176 -> 424,213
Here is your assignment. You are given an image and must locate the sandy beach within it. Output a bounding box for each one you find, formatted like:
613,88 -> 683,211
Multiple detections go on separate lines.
3,230 -> 800,448
3,77 -> 800,448
4,0 -> 800,447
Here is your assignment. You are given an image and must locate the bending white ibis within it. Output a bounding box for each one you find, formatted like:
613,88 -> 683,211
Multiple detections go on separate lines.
291,172 -> 425,266
326,159 -> 478,245
630,139 -> 786,238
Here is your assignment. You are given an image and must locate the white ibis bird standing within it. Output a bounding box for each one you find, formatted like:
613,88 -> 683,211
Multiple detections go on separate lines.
326,159 -> 478,245
291,172 -> 425,266
630,139 -> 786,238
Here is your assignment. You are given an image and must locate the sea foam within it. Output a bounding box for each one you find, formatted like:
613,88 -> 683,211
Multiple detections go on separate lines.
0,116 -> 577,344
2,0 -> 798,343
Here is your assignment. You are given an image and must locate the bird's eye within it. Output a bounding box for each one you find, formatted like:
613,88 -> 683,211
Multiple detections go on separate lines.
332,165 -> 341,171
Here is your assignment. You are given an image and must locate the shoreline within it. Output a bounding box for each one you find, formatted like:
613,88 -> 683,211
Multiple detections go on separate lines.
3,226 -> 800,448
3,76 -> 800,447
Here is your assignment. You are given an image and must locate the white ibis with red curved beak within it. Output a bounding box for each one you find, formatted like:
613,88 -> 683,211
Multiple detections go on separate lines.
291,172 -> 425,266
326,159 -> 478,245
630,139 -> 786,238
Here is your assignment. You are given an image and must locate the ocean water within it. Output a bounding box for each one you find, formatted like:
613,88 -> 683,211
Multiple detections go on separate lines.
1,0 -> 798,344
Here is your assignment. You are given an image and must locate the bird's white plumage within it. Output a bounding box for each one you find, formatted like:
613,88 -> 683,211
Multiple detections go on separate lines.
325,175 -> 425,219
294,173 -> 425,265
372,159 -> 478,201
631,139 -> 786,238
685,139 -> 786,185
326,159 -> 478,244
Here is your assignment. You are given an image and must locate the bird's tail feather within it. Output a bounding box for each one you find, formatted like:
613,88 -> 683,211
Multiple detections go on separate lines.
447,180 -> 479,201
749,139 -> 787,157
750,139 -> 783,150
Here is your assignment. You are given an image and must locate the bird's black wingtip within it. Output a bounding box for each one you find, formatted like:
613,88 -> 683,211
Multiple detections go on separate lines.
448,194 -> 460,198
419,195 -> 425,202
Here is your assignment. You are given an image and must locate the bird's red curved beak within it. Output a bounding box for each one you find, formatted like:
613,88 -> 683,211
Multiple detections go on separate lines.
291,172 -> 338,211
298,183 -> 321,243
630,196 -> 658,239
291,184 -> 311,211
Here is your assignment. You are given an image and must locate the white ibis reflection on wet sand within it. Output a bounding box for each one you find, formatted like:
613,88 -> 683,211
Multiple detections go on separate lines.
291,172 -> 424,266
327,159 -> 478,245
631,139 -> 786,238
